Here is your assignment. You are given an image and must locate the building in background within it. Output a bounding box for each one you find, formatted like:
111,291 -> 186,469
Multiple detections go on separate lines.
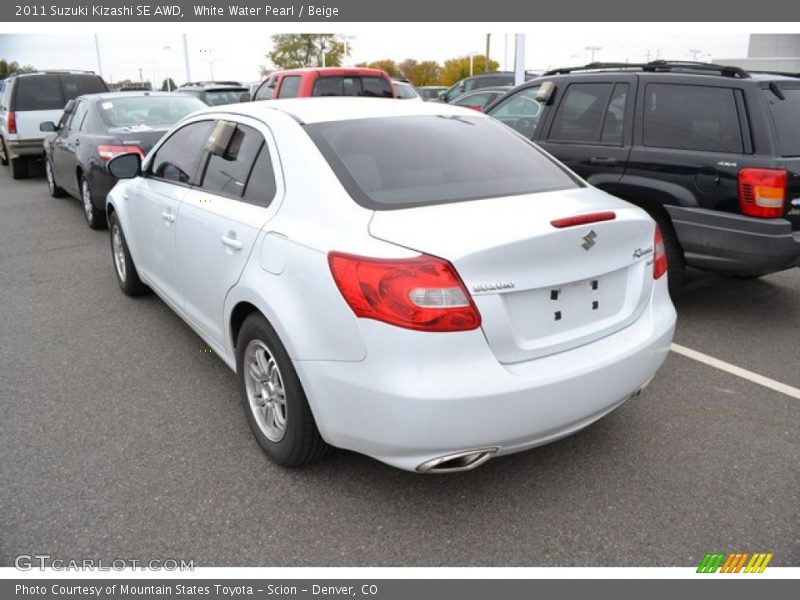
715,33 -> 800,72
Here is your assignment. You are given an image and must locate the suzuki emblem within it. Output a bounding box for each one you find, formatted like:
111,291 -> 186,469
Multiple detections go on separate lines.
582,230 -> 597,251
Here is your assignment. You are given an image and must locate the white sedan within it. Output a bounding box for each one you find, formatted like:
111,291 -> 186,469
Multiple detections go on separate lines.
105,98 -> 676,473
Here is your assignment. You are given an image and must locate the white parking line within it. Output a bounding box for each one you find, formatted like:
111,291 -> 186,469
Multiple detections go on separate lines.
670,343 -> 800,400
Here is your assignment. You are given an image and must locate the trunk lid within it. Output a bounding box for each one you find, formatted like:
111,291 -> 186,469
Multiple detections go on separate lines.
107,126 -> 170,155
369,187 -> 657,364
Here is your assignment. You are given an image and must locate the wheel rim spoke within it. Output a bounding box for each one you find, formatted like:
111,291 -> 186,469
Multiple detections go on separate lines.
243,339 -> 288,443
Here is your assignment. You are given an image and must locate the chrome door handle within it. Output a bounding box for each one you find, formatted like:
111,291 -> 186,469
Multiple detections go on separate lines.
161,211 -> 175,223
221,234 -> 243,251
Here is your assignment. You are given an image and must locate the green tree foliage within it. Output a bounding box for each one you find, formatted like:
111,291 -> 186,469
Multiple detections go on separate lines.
0,59 -> 35,79
409,61 -> 442,86
362,59 -> 400,78
268,34 -> 344,70
441,55 -> 499,86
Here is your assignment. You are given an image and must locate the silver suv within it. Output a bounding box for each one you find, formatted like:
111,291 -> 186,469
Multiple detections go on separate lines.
0,70 -> 107,179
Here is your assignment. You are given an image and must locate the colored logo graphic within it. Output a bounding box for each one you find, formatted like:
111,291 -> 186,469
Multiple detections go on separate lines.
697,552 -> 773,573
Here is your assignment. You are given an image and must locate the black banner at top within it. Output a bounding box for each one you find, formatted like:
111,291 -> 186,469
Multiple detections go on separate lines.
4,0 -> 800,22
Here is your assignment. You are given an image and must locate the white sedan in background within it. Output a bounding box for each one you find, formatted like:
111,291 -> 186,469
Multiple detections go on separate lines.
105,98 -> 676,473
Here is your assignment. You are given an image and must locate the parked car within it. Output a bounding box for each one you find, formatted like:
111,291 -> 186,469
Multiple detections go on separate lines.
393,80 -> 422,100
251,67 -> 395,100
40,91 -> 205,229
104,98 -> 675,472
485,61 -> 800,290
0,70 -> 108,179
417,86 -> 448,101
177,81 -> 250,105
439,72 -> 536,103
451,86 -> 511,111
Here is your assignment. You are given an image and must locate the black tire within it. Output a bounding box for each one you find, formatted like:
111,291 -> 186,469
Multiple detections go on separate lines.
0,137 -> 8,166
651,210 -> 685,295
108,211 -> 148,296
80,175 -> 106,230
236,314 -> 330,468
8,156 -> 27,179
45,158 -> 67,197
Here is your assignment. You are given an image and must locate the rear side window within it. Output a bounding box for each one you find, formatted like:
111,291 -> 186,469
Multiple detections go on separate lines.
643,84 -> 743,153
313,76 -> 393,98
150,120 -> 214,184
67,101 -> 89,132
306,115 -> 579,209
200,124 -> 264,199
243,144 -> 278,206
764,87 -> 800,156
13,75 -> 64,111
277,76 -> 301,99
60,74 -> 107,101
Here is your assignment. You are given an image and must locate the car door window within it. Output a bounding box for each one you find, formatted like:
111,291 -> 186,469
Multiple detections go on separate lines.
548,83 -> 613,143
149,120 -> 214,184
68,101 -> 88,132
277,76 -> 301,98
600,83 -> 629,145
199,123 -> 264,199
242,143 -> 278,207
487,85 -> 544,138
455,91 -> 491,107
254,77 -> 276,100
643,83 -> 743,153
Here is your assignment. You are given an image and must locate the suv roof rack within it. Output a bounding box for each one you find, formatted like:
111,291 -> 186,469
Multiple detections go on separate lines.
543,60 -> 750,79
747,70 -> 800,79
7,69 -> 97,78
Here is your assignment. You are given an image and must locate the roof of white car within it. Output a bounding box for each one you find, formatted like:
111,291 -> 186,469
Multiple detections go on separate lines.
201,97 -> 485,124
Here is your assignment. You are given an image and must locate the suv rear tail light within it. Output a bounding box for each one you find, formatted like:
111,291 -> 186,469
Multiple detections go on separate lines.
653,226 -> 668,280
7,111 -> 16,135
328,252 -> 481,332
738,168 -> 786,218
98,145 -> 144,162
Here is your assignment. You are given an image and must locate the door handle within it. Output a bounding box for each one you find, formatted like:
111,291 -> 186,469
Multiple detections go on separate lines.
161,211 -> 175,223
221,234 -> 243,251
589,156 -> 618,166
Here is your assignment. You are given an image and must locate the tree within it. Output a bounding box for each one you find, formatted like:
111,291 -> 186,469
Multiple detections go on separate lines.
398,59 -> 418,81
410,61 -> 442,86
0,59 -> 35,79
161,78 -> 177,91
363,59 -> 400,78
441,55 -> 499,86
268,34 -> 344,70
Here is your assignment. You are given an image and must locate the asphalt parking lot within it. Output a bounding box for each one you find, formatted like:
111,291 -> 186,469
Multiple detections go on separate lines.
0,163 -> 798,568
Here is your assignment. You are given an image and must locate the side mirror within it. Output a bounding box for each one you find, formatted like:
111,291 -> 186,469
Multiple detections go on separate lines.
536,81 -> 556,104
108,153 -> 142,179
39,121 -> 57,132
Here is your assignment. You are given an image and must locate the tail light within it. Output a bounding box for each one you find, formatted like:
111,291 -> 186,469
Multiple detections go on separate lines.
653,226 -> 668,280
738,168 -> 786,218
7,111 -> 17,134
551,211 -> 616,228
328,252 -> 481,332
98,145 -> 144,162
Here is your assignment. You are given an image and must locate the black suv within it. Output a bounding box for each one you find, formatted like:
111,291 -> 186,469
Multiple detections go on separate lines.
485,61 -> 800,289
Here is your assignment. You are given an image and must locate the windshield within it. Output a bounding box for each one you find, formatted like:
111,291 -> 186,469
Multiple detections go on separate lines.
306,115 -> 579,210
394,83 -> 418,99
98,95 -> 206,128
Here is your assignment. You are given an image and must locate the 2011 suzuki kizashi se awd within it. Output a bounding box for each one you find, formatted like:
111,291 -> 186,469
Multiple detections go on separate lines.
105,98 -> 676,473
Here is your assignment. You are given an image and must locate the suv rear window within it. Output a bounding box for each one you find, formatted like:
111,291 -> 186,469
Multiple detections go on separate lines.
12,74 -> 107,111
764,86 -> 800,157
643,83 -> 743,153
306,115 -> 579,209
312,76 -> 393,98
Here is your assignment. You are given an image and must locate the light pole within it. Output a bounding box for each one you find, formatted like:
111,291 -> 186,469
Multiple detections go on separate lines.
585,46 -> 602,63
469,51 -> 479,77
199,48 -> 219,81
689,48 -> 703,61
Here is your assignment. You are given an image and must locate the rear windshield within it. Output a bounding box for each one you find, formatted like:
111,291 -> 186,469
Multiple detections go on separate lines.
306,115 -> 580,209
12,74 -> 106,111
98,95 -> 205,128
765,87 -> 800,156
203,89 -> 248,106
312,76 -> 393,98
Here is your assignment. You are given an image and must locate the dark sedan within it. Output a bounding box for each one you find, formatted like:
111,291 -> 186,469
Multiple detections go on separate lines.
41,92 -> 205,229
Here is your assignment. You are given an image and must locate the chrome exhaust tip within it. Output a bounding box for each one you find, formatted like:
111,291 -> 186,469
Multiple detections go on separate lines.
416,447 -> 498,474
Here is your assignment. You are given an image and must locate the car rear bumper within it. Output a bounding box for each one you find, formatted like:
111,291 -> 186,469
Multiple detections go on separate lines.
6,138 -> 45,159
294,279 -> 676,472
667,206 -> 800,275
